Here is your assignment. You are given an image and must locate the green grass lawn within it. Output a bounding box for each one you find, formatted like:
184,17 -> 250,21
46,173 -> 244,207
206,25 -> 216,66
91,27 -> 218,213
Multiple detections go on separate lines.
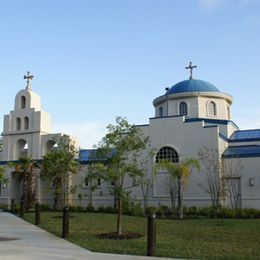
23,212 -> 260,260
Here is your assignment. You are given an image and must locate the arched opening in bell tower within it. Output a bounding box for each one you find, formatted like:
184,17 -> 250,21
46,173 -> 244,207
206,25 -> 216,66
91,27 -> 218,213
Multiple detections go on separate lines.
21,96 -> 26,109
15,139 -> 28,159
43,140 -> 58,155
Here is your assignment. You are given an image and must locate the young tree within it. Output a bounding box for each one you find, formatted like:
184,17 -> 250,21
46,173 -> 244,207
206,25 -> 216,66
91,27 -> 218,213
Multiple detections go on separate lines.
85,162 -> 105,207
154,158 -> 200,219
10,156 -> 38,210
41,135 -> 79,210
198,148 -> 223,209
0,166 -> 8,187
94,117 -> 149,235
138,175 -> 152,211
136,148 -> 154,211
222,159 -> 242,209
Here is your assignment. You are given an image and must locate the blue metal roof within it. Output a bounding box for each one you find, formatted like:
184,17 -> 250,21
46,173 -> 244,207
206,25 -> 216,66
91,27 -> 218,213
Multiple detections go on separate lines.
167,79 -> 220,94
79,149 -> 96,162
223,145 -> 260,158
230,129 -> 260,141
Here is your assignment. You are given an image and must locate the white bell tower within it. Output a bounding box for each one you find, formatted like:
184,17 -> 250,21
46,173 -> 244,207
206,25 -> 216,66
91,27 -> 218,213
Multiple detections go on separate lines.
1,72 -> 52,161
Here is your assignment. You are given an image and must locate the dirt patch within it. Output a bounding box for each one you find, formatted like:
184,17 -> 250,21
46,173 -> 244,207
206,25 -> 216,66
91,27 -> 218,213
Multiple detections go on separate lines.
52,215 -> 75,219
0,237 -> 20,241
97,232 -> 144,240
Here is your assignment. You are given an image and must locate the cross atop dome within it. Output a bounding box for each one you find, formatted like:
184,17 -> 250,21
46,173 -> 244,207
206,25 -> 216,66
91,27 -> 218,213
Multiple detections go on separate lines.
24,71 -> 34,91
185,61 -> 197,80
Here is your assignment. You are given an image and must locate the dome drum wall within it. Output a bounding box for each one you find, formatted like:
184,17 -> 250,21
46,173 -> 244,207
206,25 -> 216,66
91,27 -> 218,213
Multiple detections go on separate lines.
153,79 -> 233,121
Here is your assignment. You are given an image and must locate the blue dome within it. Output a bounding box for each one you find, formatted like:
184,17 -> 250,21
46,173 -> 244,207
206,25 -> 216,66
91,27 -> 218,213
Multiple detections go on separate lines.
167,79 -> 220,94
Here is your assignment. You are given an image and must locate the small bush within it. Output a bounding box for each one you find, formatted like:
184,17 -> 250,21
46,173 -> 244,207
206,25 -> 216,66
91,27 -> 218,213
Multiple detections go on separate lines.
128,205 -> 144,216
86,204 -> 95,212
105,206 -> 116,213
187,206 -> 198,216
145,206 -> 157,216
218,207 -> 236,218
0,204 -> 8,211
76,205 -> 85,212
156,209 -> 164,218
68,205 -> 77,212
40,203 -> 51,212
13,204 -> 20,214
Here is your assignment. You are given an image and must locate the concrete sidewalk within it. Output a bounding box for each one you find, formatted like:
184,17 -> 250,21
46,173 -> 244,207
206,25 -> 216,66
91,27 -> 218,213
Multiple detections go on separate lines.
0,212 -> 179,260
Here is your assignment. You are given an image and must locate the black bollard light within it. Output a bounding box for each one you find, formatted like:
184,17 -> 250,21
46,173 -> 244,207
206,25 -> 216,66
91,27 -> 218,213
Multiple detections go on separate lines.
62,207 -> 69,238
35,202 -> 41,226
147,214 -> 156,256
20,196 -> 25,218
11,199 -> 15,213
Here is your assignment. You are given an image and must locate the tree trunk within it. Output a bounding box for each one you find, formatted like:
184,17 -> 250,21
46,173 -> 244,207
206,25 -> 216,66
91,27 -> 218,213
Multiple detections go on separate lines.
22,173 -> 29,210
116,198 -> 122,235
177,177 -> 183,219
26,166 -> 36,210
54,182 -> 63,210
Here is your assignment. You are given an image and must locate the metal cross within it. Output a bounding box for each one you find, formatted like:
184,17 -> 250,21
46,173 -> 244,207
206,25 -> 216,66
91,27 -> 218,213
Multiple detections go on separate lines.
24,71 -> 34,91
185,62 -> 197,80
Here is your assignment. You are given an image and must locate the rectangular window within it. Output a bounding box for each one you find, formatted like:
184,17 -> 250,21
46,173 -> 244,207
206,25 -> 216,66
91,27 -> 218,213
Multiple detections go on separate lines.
97,179 -> 101,187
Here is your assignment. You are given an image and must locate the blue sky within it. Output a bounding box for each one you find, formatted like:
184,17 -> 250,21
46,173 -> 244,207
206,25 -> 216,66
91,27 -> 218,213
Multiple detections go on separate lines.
1,0 -> 260,148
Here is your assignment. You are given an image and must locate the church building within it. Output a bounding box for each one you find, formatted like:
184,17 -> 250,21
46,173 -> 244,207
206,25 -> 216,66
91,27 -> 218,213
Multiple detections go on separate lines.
1,65 -> 260,210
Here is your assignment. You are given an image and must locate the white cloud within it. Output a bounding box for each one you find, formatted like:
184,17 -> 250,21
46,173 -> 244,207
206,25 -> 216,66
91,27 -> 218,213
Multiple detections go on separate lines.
238,0 -> 258,8
52,122 -> 107,149
198,0 -> 258,11
198,0 -> 224,11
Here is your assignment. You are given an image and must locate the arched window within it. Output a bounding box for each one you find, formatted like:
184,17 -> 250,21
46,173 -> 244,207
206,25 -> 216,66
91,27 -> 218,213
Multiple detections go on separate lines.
16,117 -> 21,130
158,106 -> 163,117
179,101 -> 188,116
208,101 -> 217,116
21,96 -> 26,109
24,117 -> 29,130
155,146 -> 179,163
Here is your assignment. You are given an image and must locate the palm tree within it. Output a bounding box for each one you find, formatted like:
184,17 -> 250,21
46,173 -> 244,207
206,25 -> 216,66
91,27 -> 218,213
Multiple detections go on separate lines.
41,136 -> 79,210
11,156 -> 38,210
154,158 -> 200,219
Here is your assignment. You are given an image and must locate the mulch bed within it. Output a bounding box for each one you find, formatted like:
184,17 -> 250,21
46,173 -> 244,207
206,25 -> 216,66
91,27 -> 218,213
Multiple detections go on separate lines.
97,232 -> 144,240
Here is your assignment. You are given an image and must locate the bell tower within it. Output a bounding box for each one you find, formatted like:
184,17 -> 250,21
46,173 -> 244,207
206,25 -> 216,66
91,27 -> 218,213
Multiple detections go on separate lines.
1,72 -> 52,161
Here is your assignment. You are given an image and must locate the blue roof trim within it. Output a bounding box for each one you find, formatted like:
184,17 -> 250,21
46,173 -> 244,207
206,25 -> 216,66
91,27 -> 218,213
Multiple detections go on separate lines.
167,79 -> 220,94
134,124 -> 149,128
185,118 -> 239,129
223,145 -> 260,158
219,133 -> 229,142
150,115 -> 183,120
203,125 -> 218,129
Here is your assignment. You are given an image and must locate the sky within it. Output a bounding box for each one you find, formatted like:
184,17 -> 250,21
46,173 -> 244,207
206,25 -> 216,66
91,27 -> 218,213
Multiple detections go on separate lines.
0,0 -> 260,148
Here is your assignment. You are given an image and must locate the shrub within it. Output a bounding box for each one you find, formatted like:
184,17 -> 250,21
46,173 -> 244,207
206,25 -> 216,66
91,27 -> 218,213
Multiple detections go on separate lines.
156,209 -> 164,218
105,206 -> 116,213
76,205 -> 84,212
145,206 -> 157,216
0,204 -> 8,211
68,205 -> 77,212
187,206 -> 198,216
218,207 -> 236,219
40,203 -> 51,212
86,204 -> 95,212
128,204 -> 144,216
13,204 -> 20,214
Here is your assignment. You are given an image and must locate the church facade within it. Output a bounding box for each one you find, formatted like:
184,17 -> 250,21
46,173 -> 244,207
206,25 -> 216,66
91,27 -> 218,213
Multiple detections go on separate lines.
1,68 -> 260,210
